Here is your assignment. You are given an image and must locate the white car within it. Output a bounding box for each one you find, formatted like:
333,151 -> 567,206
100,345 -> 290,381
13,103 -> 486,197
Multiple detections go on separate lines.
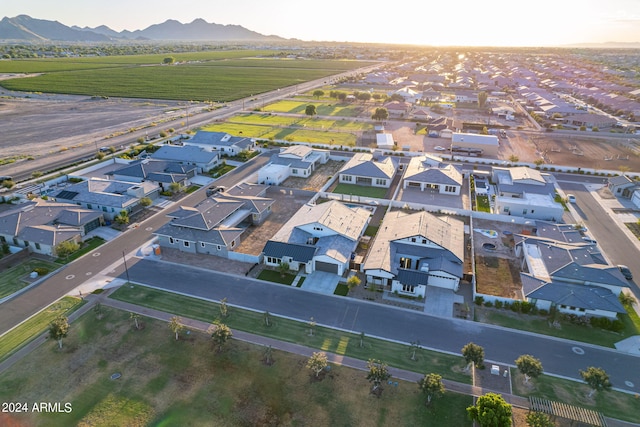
434,146 -> 446,151
567,194 -> 576,203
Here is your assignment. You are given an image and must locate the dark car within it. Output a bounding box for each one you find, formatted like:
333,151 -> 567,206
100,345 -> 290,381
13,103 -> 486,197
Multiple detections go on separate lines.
206,186 -> 225,197
618,265 -> 633,280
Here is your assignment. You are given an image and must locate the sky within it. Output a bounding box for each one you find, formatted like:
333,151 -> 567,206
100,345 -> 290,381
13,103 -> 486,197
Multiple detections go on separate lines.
5,0 -> 640,46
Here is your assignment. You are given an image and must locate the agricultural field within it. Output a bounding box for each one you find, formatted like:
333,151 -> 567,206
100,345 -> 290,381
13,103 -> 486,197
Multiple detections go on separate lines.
203,122 -> 357,146
0,53 -> 376,101
262,100 -> 365,117
0,306 -> 473,427
228,112 -> 374,132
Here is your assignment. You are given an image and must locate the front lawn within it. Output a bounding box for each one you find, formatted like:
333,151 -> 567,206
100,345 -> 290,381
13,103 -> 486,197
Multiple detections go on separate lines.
257,269 -> 297,285
0,306 -> 473,426
332,183 -> 388,199
0,259 -> 61,299
334,283 -> 349,296
55,237 -> 105,264
209,163 -> 236,178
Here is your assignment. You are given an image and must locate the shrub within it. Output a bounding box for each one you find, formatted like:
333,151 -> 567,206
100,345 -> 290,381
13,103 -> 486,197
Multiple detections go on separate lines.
33,267 -> 49,276
538,309 -> 548,316
510,300 -> 521,312
474,296 -> 485,306
494,300 -> 503,309
484,301 -> 493,308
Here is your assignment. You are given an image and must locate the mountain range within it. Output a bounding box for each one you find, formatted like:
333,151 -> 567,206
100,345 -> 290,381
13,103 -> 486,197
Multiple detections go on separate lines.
0,15 -> 284,42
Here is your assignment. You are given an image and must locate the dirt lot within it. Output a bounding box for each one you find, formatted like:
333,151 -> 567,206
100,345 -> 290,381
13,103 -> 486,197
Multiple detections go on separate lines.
0,92 -> 184,177
281,159 -> 345,191
235,187 -> 311,256
473,219 -> 536,299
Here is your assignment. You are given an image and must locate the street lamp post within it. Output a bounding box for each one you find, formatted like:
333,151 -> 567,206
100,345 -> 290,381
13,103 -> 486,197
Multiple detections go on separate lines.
122,251 -> 131,284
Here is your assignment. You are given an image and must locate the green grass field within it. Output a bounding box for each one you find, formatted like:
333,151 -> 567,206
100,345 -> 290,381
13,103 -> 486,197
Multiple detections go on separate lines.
0,53 -> 376,102
0,259 -> 61,299
257,269 -> 297,285
333,183 -> 389,199
110,285 -> 471,384
0,306 -> 473,426
228,112 -> 373,131
201,122 -> 357,146
262,100 -> 364,117
0,296 -> 84,363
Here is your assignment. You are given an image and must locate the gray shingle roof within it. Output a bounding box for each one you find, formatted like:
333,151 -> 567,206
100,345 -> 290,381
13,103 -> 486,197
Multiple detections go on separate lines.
339,153 -> 397,180
151,145 -> 219,164
263,241 -> 317,263
528,282 -> 626,314
187,131 -> 253,150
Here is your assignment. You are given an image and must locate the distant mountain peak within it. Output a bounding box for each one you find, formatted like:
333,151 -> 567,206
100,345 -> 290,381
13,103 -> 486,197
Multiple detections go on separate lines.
0,15 -> 285,42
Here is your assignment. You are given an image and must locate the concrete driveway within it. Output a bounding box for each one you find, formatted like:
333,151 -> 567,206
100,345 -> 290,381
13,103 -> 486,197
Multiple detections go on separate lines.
299,271 -> 340,295
423,286 -> 462,317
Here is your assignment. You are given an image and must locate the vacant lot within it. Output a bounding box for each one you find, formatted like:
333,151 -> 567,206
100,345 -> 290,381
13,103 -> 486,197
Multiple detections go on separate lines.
0,306 -> 473,426
475,256 -> 523,299
282,160 -> 345,191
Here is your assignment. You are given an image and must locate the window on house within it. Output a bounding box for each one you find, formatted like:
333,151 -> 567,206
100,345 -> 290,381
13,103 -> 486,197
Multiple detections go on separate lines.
217,245 -> 221,251
422,239 -> 427,244
292,168 -> 298,174
169,237 -> 174,244
402,284 -> 415,293
343,175 -> 352,182
35,243 -> 41,250
184,241 -> 190,247
411,237 -> 416,243
231,240 -> 235,247
376,178 -> 386,186
201,242 -> 206,247
399,257 -> 412,269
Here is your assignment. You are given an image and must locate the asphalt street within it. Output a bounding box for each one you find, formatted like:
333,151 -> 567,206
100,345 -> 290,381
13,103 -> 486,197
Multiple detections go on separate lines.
123,258 -> 640,394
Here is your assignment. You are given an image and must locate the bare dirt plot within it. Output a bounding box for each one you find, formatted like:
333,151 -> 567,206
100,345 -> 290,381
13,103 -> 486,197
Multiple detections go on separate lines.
281,159 -> 345,191
234,188 -> 310,256
475,256 -> 524,299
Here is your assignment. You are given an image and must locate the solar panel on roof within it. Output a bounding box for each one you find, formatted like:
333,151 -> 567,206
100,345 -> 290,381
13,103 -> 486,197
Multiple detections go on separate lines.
56,190 -> 79,200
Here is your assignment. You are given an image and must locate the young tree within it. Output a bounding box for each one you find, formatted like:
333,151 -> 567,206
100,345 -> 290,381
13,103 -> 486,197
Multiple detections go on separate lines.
169,182 -> 182,194
93,302 -> 103,319
526,412 -> 553,427
346,275 -> 361,290
168,316 -> 183,341
263,345 -> 273,365
49,315 -> 69,349
417,373 -> 445,405
308,317 -> 316,336
580,366 -> 612,397
277,262 -> 290,278
366,359 -> 391,395
130,312 -> 141,330
410,340 -> 421,361
211,322 -> 232,352
467,392 -> 512,427
312,89 -> 324,99
263,311 -> 271,327
306,351 -> 328,378
462,342 -> 485,369
219,297 -> 229,318
359,331 -> 365,348
55,240 -> 80,259
515,354 -> 543,384
509,154 -> 520,163
139,197 -> 152,210
305,104 -> 317,116
114,210 -> 130,225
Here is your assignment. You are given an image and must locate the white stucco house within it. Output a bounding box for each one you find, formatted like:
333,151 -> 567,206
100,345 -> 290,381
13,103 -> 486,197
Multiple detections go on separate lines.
363,210 -> 465,298
338,153 -> 397,188
257,145 -> 329,186
403,155 -> 463,195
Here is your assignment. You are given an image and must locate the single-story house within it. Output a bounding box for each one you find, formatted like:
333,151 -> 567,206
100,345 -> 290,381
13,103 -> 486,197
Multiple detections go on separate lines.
383,101 -> 412,118
564,113 -> 617,129
516,222 -> 630,319
257,145 -> 329,186
154,184 -> 274,257
403,155 -> 463,195
151,145 -> 220,173
53,178 -> 159,220
0,199 -> 103,256
363,210 -> 465,298
338,153 -> 397,188
183,131 -> 255,156
608,175 -> 637,199
107,159 -> 197,190
262,200 -> 370,275
451,133 -> 499,157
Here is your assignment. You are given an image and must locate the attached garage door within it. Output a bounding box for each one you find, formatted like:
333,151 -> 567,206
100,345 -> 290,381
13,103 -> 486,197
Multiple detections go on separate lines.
315,260 -> 339,274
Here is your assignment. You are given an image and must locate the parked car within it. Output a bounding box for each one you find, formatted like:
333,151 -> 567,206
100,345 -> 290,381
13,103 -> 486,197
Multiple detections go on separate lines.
434,146 -> 446,151
582,237 -> 597,245
567,194 -> 576,203
206,186 -> 225,197
618,265 -> 633,280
